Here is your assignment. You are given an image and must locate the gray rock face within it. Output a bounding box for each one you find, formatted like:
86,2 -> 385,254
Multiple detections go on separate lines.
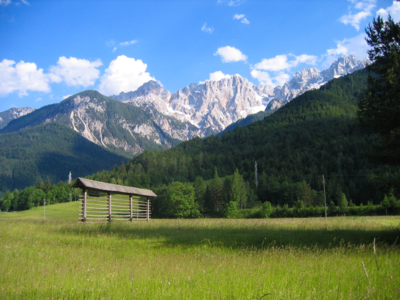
112,55 -> 368,139
266,99 -> 287,111
113,75 -> 267,136
266,55 -> 370,102
0,107 -> 35,130
0,91 -> 197,157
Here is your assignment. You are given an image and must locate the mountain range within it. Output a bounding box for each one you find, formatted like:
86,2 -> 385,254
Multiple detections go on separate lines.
111,55 -> 368,137
1,55 -> 368,158
0,55 -> 370,193
90,67 -> 397,207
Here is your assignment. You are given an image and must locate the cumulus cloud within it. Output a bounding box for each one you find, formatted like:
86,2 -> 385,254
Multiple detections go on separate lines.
377,1 -> 400,22
324,33 -> 369,66
209,71 -> 231,81
99,55 -> 155,96
233,14 -> 250,24
250,69 -> 290,87
0,59 -> 50,97
214,46 -> 247,63
201,23 -> 214,33
339,0 -> 376,30
217,0 -> 247,6
254,54 -> 317,71
120,40 -> 137,46
49,56 -> 102,87
251,53 -> 316,86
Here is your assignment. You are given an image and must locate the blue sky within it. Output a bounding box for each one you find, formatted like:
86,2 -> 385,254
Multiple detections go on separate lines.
0,0 -> 399,112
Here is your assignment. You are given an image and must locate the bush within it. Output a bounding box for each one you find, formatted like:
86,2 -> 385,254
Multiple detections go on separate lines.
223,201 -> 238,218
260,201 -> 273,218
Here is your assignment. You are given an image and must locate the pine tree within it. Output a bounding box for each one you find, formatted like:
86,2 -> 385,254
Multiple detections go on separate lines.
231,169 -> 247,209
358,15 -> 400,166
194,176 -> 205,211
210,168 -> 223,211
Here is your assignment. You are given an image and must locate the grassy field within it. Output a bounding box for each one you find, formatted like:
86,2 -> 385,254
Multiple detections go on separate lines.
0,203 -> 400,299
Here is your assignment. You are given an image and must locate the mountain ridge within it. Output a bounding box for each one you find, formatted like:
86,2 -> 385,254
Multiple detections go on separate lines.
111,55 -> 368,138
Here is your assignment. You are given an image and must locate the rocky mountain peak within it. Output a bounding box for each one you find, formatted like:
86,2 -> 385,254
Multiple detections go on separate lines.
321,55 -> 368,81
110,55 -> 368,140
0,107 -> 36,130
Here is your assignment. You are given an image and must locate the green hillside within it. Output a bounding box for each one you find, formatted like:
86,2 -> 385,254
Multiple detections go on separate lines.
0,200 -> 79,220
0,122 -> 127,194
217,109 -> 277,136
0,90 -> 183,158
88,69 -> 399,206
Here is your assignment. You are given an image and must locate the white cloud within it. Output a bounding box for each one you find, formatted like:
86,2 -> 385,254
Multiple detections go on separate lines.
233,14 -> 250,24
0,0 -> 12,5
325,33 -> 368,66
20,0 -> 29,5
251,53 -> 316,86
99,55 -> 155,96
49,56 -> 102,87
35,97 -> 42,101
241,18 -> 250,24
214,46 -> 247,63
209,71 -> 231,81
120,40 -> 137,46
377,1 -> 400,22
106,40 -> 115,47
233,14 -> 245,19
63,95 -> 72,100
250,69 -> 290,87
254,55 -> 290,71
339,0 -> 376,30
217,0 -> 247,6
201,23 -> 214,33
274,72 -> 291,86
112,47 -> 117,52
250,69 -> 273,86
254,54 -> 317,72
0,59 -> 50,97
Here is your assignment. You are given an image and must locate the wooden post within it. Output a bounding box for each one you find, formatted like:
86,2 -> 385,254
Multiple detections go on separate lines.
108,193 -> 112,222
83,189 -> 87,222
322,175 -> 327,219
129,195 -> 133,222
146,197 -> 150,222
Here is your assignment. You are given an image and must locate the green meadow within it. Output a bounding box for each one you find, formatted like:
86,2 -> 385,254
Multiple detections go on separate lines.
0,202 -> 399,299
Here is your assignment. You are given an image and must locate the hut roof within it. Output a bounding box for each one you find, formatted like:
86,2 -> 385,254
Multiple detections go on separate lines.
71,177 -> 157,197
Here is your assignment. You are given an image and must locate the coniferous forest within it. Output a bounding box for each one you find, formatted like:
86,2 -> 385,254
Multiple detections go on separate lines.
84,68 -> 399,216
1,60 -> 399,217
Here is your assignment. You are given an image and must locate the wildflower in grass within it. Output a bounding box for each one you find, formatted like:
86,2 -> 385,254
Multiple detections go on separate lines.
168,282 -> 171,285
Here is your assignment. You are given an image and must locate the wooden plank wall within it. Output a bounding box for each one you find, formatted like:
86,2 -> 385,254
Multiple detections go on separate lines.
79,193 -> 151,222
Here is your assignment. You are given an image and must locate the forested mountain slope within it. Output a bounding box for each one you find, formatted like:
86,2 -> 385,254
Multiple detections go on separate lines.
0,123 -> 127,194
89,69 -> 398,206
0,90 -> 185,157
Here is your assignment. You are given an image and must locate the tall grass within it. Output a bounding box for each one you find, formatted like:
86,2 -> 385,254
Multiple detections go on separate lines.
0,217 -> 399,299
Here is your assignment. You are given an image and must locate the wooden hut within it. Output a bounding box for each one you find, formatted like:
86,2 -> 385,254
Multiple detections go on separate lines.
72,177 -> 157,222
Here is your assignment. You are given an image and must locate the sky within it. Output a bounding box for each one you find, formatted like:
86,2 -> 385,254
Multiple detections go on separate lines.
0,0 -> 399,112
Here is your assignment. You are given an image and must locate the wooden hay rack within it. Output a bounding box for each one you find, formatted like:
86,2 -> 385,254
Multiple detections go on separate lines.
72,177 -> 157,223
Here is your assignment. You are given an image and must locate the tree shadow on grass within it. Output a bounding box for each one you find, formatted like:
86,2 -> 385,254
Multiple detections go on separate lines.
57,219 -> 400,250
